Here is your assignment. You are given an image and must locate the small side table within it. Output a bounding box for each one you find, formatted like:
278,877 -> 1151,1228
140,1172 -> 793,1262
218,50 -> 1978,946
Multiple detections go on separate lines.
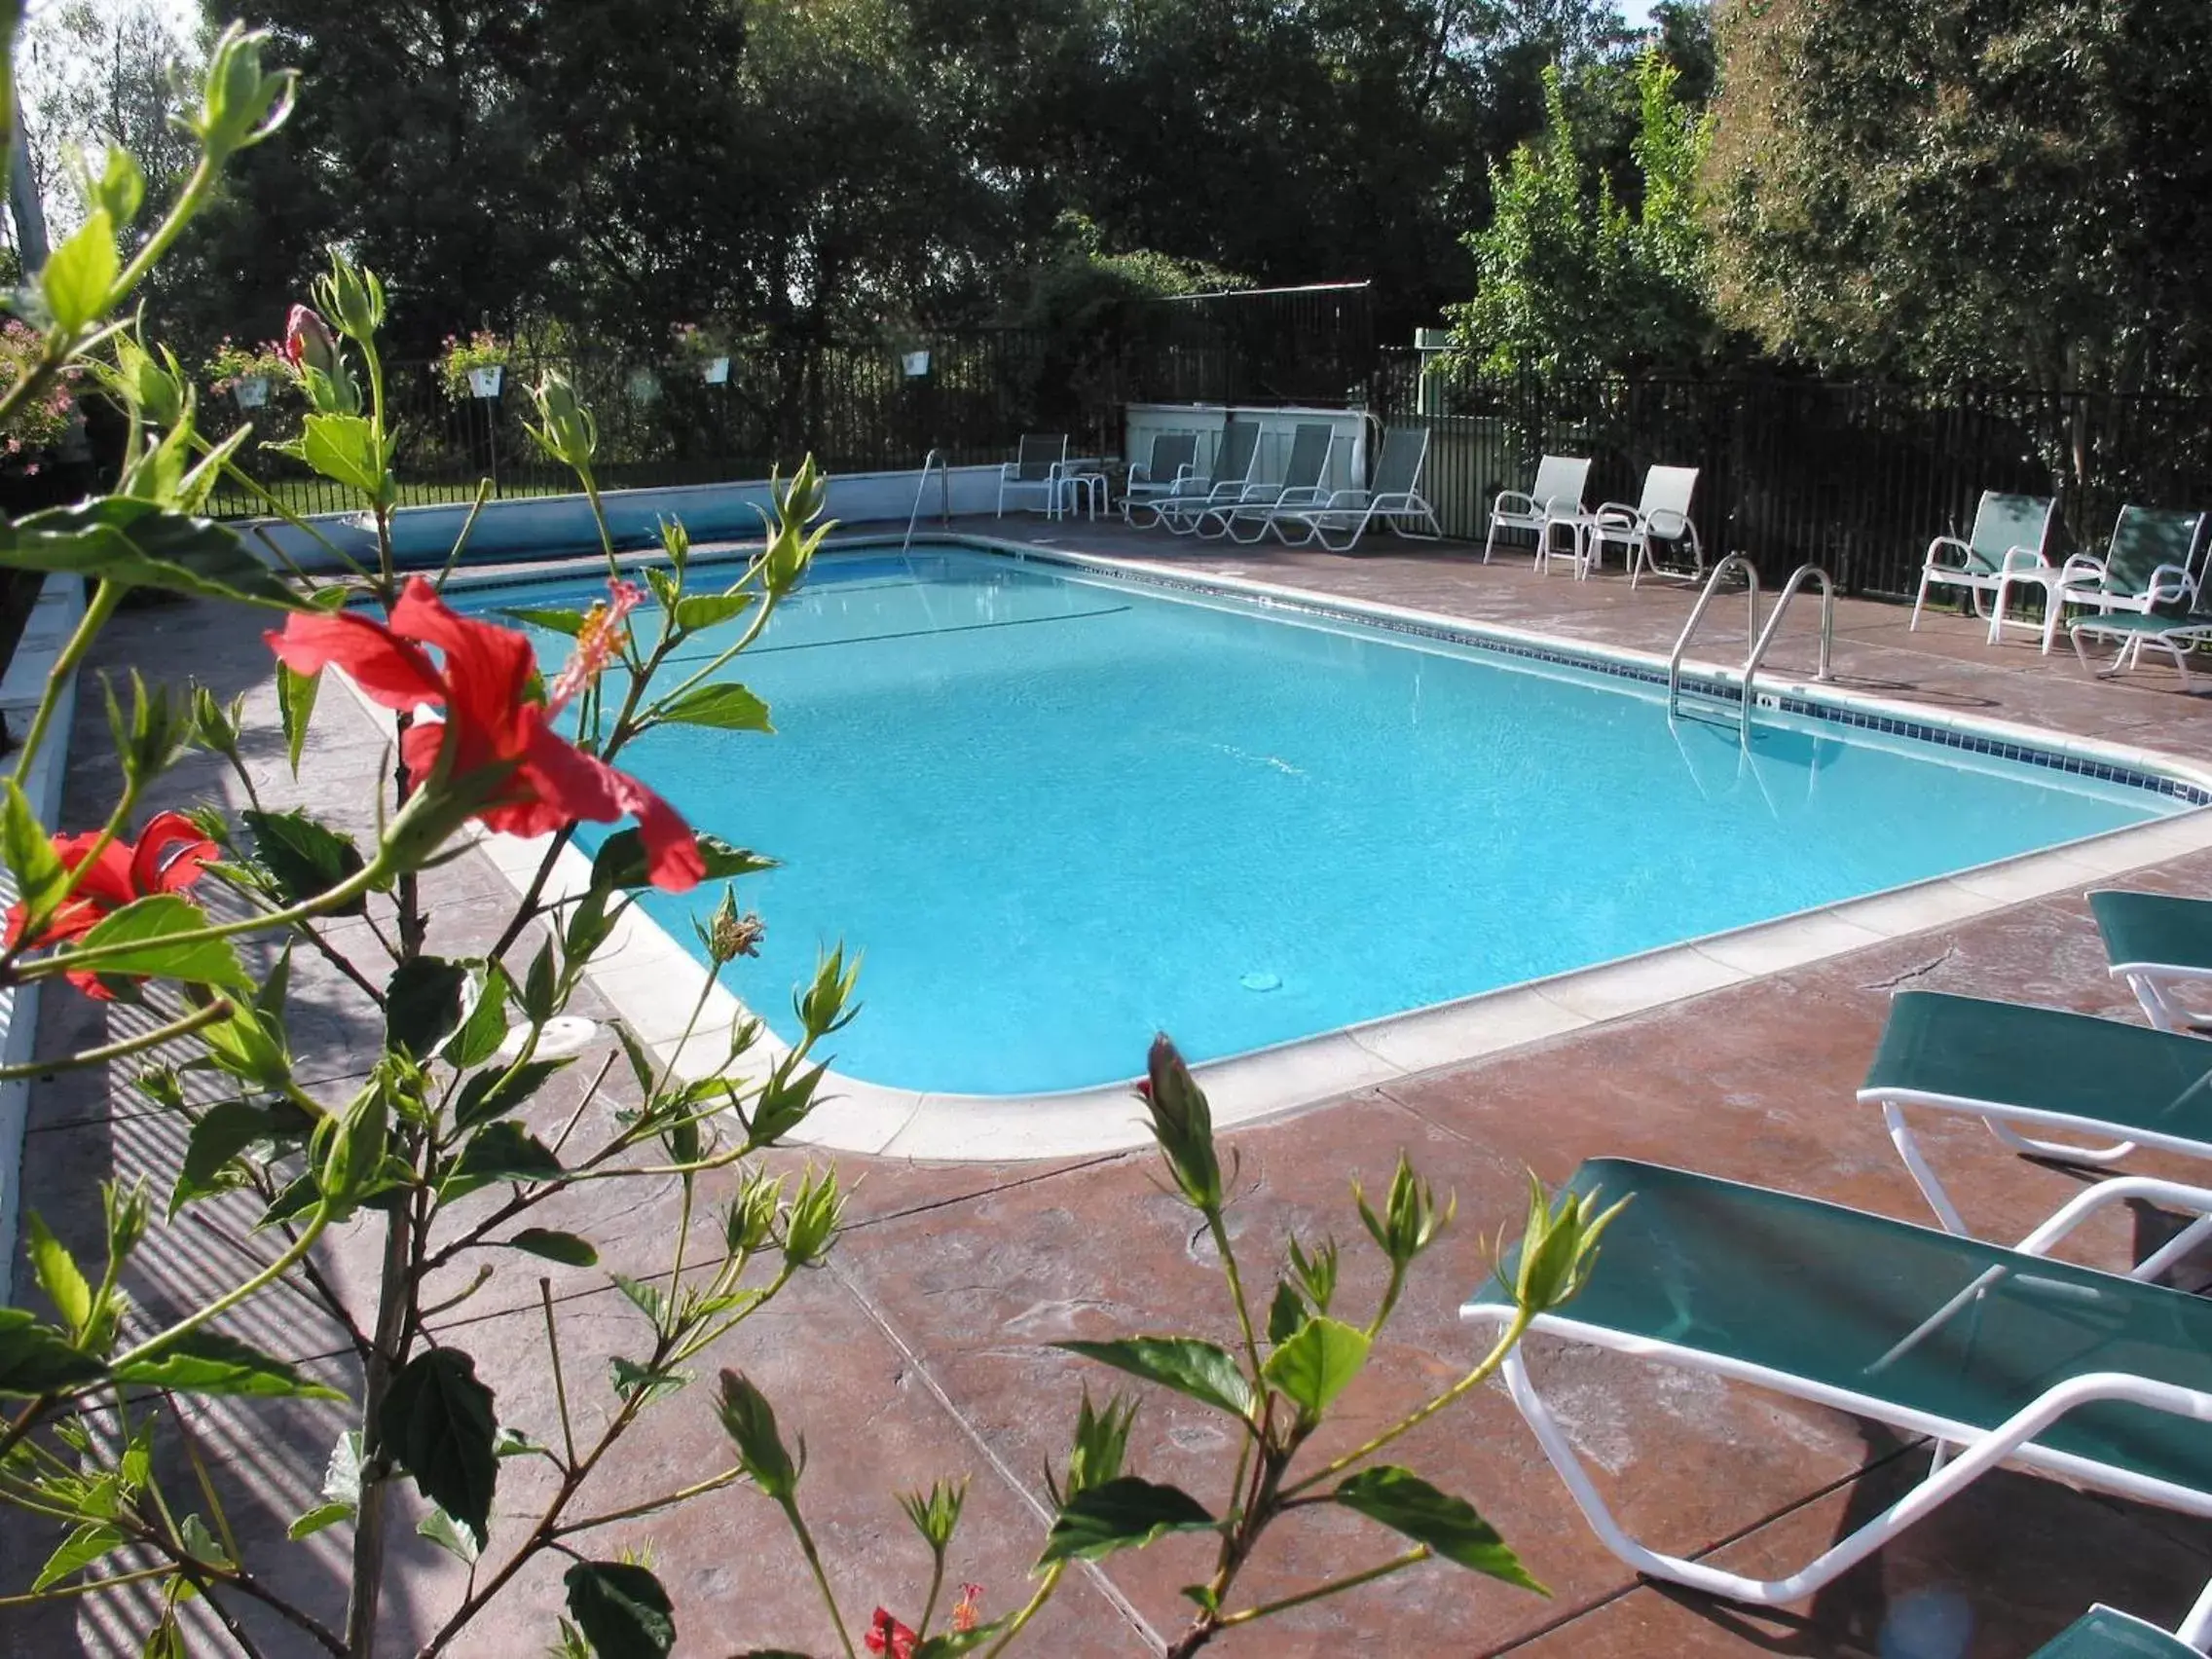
1052,462 -> 1112,521
1536,509 -> 1599,578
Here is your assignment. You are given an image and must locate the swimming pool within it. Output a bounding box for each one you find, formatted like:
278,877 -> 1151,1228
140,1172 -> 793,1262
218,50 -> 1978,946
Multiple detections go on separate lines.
460,543 -> 2192,1096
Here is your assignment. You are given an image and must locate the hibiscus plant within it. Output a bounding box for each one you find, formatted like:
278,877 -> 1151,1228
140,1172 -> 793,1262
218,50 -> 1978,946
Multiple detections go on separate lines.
0,14 -> 1612,1659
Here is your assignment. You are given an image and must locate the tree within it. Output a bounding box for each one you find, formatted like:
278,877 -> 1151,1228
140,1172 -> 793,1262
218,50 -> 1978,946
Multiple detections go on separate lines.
1447,49 -> 1719,377
1705,0 -> 2212,392
17,0 -> 202,236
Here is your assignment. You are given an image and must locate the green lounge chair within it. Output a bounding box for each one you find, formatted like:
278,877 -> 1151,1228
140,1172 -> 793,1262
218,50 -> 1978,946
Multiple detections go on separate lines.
1859,990 -> 2212,1241
1911,491 -> 2058,642
2034,1604 -> 2209,1659
1141,419 -> 1262,534
1462,1157 -> 2212,1609
2090,889 -> 2212,1033
1200,422 -> 1335,542
2070,588 -> 2212,692
2042,506 -> 2209,652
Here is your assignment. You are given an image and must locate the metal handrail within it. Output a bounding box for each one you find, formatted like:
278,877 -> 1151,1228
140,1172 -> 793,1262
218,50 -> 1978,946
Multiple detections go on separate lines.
899,448 -> 951,558
1743,565 -> 1836,709
1667,555 -> 1761,733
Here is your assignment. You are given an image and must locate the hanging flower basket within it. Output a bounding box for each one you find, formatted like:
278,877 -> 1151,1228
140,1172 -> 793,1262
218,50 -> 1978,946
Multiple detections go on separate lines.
233,375 -> 271,409
467,363 -> 505,398
902,350 -> 932,379
701,355 -> 730,386
627,368 -> 661,404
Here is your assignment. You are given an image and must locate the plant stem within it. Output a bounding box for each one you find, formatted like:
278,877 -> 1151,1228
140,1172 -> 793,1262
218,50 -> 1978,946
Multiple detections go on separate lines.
1205,1210 -> 1263,1379
344,1168 -> 419,1655
0,997 -> 230,1081
979,1564 -> 1064,1658
781,1495 -> 858,1659
1210,1547 -> 1430,1633
10,577 -> 120,783
547,1465 -> 749,1538
541,1277 -> 578,1469
1280,1306 -> 1533,1498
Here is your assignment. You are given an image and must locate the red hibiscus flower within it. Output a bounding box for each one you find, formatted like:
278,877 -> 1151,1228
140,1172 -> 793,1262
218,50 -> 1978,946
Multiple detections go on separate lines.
4,812 -> 218,999
266,577 -> 705,891
864,1608 -> 917,1658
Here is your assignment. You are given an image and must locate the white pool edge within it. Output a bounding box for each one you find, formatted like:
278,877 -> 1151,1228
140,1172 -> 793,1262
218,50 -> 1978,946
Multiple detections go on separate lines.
399,541 -> 2212,1162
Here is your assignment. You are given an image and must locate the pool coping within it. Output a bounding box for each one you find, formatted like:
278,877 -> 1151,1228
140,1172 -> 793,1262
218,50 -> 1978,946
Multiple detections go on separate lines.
415,535 -> 2212,1161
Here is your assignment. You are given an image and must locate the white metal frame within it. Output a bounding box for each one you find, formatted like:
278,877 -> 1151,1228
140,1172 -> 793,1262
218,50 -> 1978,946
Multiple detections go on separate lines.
1484,456 -> 1593,565
1587,465 -> 1704,588
1911,493 -> 2057,641
2071,611 -> 2212,694
1268,427 -> 1442,551
1463,1173 -> 2212,1609
1202,425 -> 1337,542
2097,903 -> 2212,1035
996,434 -> 1070,518
2032,508 -> 2208,654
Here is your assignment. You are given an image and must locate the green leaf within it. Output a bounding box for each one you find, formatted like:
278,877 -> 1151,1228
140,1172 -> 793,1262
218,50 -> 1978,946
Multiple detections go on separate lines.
33,1521 -> 125,1591
177,1511 -> 232,1568
651,682 -> 773,732
297,413 -> 387,497
609,1356 -> 688,1406
1,778 -> 67,924
141,1612 -> 185,1659
498,606 -> 587,637
386,956 -> 468,1060
113,1330 -> 345,1399
443,963 -> 515,1068
417,1504 -> 482,1565
1268,1281 -> 1307,1347
504,1228 -> 598,1267
915,1628 -> 1005,1659
0,1310 -> 100,1396
589,830 -> 773,893
441,1121 -> 563,1198
1332,1466 -> 1544,1592
172,1099 -> 311,1215
277,663 -> 320,776
41,207 -> 118,330
1260,1315 -> 1370,1419
1039,1475 -> 1215,1565
453,1056 -> 569,1129
379,1348 -> 498,1547
565,1561 -> 677,1659
76,895 -> 249,989
242,808 -> 367,914
673,591 -> 756,632
1056,1338 -> 1253,1419
286,1501 -> 353,1541
23,1212 -> 92,1334
6,498 -> 298,608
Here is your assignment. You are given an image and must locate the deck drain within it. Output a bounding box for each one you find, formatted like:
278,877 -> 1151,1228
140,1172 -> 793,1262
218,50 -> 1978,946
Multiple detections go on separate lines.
1239,971 -> 1280,993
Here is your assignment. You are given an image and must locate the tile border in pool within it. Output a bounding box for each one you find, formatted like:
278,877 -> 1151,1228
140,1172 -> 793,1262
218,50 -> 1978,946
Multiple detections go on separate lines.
418,534 -> 2212,1161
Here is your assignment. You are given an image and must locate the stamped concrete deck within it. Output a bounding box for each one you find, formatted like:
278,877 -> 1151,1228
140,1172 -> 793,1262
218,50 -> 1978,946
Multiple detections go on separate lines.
9,528 -> 2212,1657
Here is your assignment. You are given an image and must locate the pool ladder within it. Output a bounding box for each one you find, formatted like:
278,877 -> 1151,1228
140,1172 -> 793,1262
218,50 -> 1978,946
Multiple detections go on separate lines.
1668,557 -> 1835,741
899,448 -> 952,558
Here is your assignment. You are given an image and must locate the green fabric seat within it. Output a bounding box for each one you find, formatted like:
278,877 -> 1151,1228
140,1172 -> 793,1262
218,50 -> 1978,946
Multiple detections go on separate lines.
1861,991 -> 2212,1149
1467,1158 -> 2212,1497
2032,1607 -> 2202,1659
2093,891 -> 2212,977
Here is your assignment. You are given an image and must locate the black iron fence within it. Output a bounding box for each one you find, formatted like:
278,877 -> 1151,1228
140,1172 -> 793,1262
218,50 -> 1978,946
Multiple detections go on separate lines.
1374,355 -> 2212,599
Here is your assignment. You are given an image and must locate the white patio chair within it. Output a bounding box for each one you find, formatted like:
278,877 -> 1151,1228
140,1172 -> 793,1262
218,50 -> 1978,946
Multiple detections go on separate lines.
1483,455 -> 1591,565
996,433 -> 1068,517
1268,425 -> 1442,551
1910,490 -> 2057,639
1119,431 -> 1200,524
1587,464 -> 1703,587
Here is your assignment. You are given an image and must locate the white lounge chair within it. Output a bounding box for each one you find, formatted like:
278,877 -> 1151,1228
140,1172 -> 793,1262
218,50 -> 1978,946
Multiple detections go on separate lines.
1119,431 -> 1199,525
1587,464 -> 1703,587
1269,425 -> 1442,551
2037,505 -> 2209,651
2090,889 -> 2212,1034
2031,1598 -> 2212,1659
1483,455 -> 1591,565
1465,1157 -> 2212,1610
1910,490 -> 2058,640
1146,420 -> 1263,534
2070,589 -> 2212,692
1204,423 -> 1335,542
996,433 -> 1068,517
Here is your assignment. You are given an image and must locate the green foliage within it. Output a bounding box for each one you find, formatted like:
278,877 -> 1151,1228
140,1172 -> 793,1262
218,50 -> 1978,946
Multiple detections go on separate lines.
1706,0 -> 2212,390
1448,52 -> 1721,377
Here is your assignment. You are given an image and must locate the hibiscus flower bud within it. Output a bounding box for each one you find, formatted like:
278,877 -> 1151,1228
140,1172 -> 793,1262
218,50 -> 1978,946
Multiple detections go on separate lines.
283,305 -> 340,377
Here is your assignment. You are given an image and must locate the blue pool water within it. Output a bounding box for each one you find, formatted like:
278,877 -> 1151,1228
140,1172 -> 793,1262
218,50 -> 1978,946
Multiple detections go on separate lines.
461,547 -> 2179,1093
